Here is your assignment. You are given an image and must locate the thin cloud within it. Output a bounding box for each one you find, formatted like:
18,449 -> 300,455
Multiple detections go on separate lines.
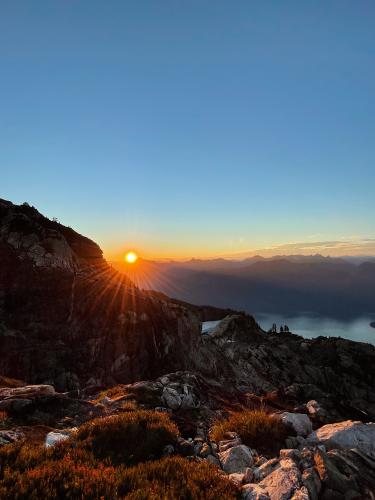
223,238 -> 375,259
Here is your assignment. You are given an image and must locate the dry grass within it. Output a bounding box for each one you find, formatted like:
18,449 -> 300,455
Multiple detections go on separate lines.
93,384 -> 128,403
0,376 -> 25,388
210,409 -> 290,455
0,411 -> 8,427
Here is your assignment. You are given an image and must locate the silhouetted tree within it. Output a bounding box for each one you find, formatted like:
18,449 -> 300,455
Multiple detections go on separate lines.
280,326 -> 284,333
284,325 -> 290,332
271,323 -> 277,333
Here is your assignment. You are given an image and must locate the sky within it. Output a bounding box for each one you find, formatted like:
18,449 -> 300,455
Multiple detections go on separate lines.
1,1 -> 375,260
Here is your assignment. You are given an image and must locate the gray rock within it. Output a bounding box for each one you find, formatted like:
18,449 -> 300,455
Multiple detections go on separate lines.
279,449 -> 301,462
302,467 -> 321,500
0,398 -> 32,412
290,486 -> 309,500
306,400 -> 327,418
161,387 -> 181,410
219,444 -> 255,473
0,384 -> 55,399
253,458 -> 280,481
206,454 -> 221,467
242,484 -> 270,500
307,420 -> 375,458
0,429 -> 25,447
219,437 -> 242,452
279,412 -> 312,437
259,462 -> 301,500
229,472 -> 245,485
243,467 -> 254,484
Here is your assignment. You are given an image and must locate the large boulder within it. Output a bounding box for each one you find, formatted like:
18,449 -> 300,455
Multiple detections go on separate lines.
279,412 -> 312,437
219,444 -> 255,473
307,420 -> 375,458
0,384 -> 55,399
258,459 -> 302,500
259,467 -> 301,500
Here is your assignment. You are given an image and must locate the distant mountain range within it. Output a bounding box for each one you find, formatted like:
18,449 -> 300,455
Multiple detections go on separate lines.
112,254 -> 375,318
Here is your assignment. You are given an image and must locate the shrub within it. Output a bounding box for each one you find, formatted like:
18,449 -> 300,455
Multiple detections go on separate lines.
0,456 -> 121,500
0,452 -> 240,500
75,410 -> 179,466
116,456 -> 240,500
210,409 -> 290,455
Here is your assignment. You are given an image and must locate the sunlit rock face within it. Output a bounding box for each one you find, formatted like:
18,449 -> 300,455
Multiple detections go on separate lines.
0,199 -> 201,390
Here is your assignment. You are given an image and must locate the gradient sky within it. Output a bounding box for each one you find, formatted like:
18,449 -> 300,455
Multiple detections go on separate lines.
1,1 -> 375,259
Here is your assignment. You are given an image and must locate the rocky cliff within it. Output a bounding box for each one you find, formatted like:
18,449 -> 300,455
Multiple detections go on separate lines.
0,199 -> 201,390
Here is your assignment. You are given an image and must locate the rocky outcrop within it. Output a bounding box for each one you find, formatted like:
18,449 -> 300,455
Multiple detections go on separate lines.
193,315 -> 375,422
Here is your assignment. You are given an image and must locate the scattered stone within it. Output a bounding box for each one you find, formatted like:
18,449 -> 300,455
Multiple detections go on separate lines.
229,472 -> 245,485
242,483 -> 270,500
45,431 -> 71,448
243,467 -> 254,484
290,486 -> 310,499
253,458 -> 280,481
279,449 -> 301,462
206,454 -> 221,467
306,400 -> 327,419
0,429 -> 25,447
199,442 -> 212,458
302,467 -> 321,500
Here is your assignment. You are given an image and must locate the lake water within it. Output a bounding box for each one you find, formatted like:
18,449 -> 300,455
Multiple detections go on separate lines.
201,320 -> 221,335
255,313 -> 375,345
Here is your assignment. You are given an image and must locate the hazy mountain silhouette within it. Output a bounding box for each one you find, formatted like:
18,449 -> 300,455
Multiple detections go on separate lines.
112,255 -> 375,318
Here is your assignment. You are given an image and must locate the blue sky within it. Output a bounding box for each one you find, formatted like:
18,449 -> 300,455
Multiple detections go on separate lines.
1,1 -> 375,259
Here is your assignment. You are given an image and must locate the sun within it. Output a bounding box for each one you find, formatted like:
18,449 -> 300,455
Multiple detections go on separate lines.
124,251 -> 138,264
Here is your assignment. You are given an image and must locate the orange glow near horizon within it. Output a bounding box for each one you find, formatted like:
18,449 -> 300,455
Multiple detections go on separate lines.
124,251 -> 138,264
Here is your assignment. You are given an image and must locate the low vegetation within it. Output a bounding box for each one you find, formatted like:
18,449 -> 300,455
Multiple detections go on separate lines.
210,409 -> 290,455
0,455 -> 239,500
75,410 -> 179,466
0,410 -> 240,499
